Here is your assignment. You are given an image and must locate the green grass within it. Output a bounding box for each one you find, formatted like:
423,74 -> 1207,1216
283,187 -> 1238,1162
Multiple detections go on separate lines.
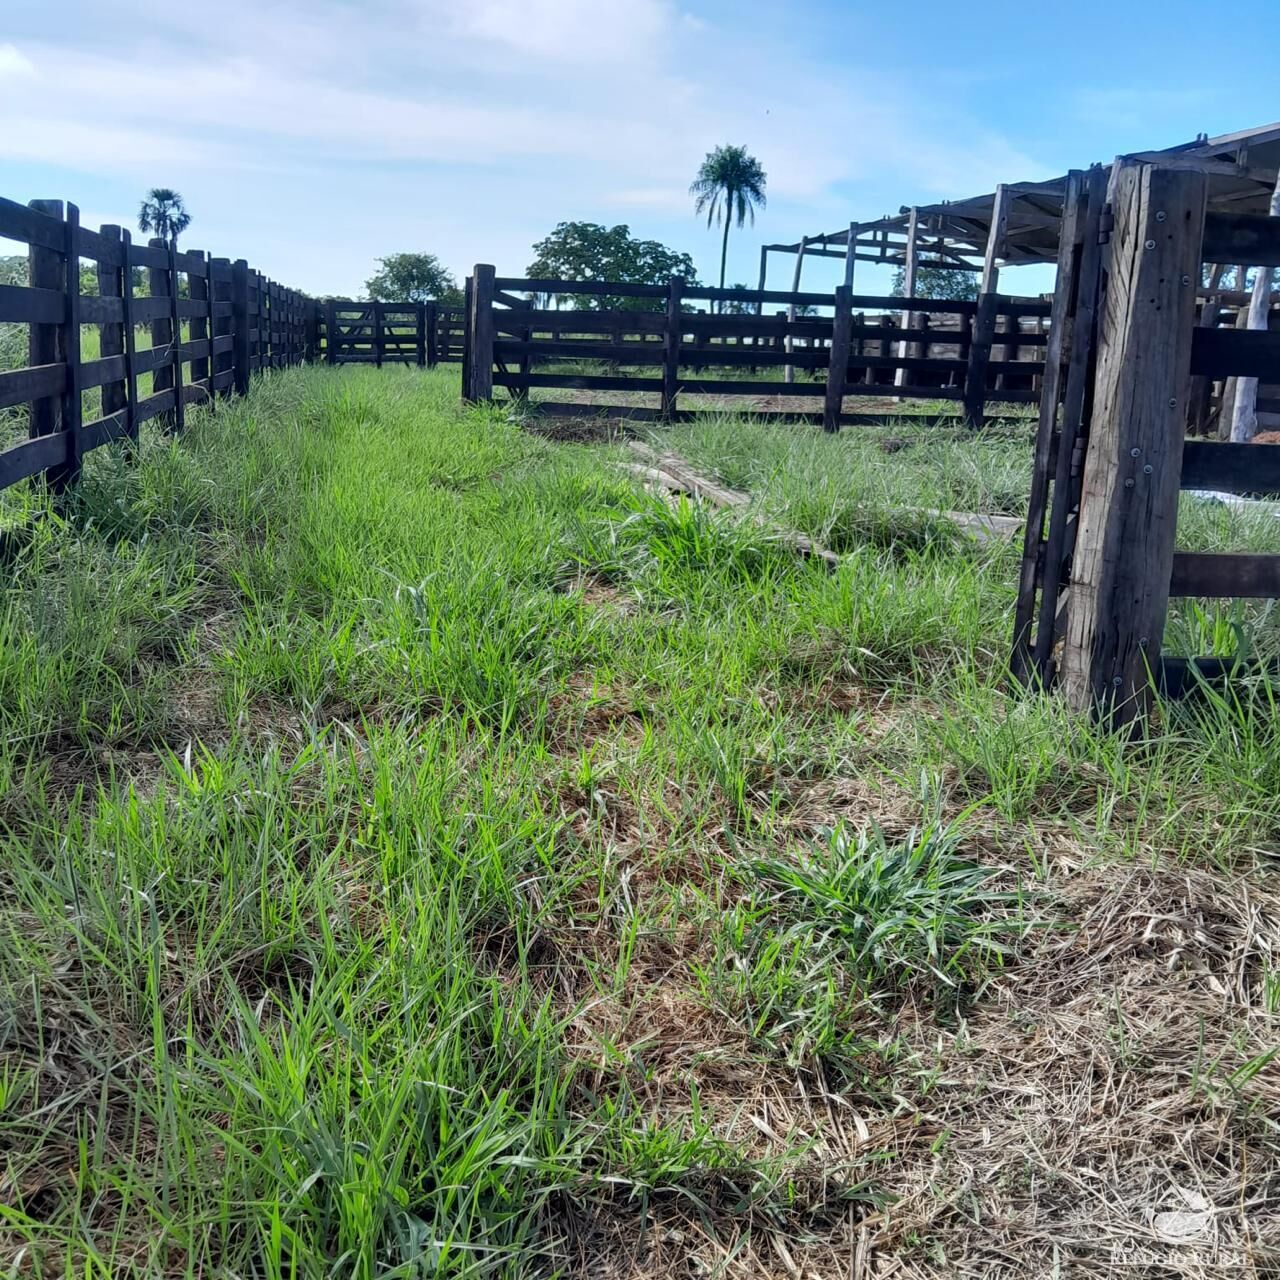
0,365 -> 1277,1277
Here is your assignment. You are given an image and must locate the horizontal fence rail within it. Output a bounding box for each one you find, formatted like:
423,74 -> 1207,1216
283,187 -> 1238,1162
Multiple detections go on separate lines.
461,265 -> 1050,428
0,193 -> 455,497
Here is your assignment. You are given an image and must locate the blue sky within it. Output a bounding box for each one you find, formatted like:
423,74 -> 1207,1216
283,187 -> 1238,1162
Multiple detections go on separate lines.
3,0 -> 1278,298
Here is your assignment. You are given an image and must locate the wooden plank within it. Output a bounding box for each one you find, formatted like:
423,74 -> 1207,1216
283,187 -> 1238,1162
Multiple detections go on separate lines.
981,184 -> 1012,293
0,431 -> 69,489
1169,552 -> 1280,597
127,241 -> 170,271
497,372 -> 659,392
1061,161 -> 1207,722
1180,440 -> 1280,493
1190,326 -> 1280,379
79,354 -> 128,390
494,339 -> 666,365
493,310 -> 668,335
1202,212 -> 1280,266
0,195 -> 65,251
0,284 -> 63,324
469,265 -> 496,401
0,362 -> 66,410
78,294 -> 125,325
134,388 -> 177,424
1012,176 -> 1080,685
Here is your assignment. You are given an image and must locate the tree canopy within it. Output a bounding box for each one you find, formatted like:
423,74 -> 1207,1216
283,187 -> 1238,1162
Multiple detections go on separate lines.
526,222 -> 697,310
890,264 -> 978,302
138,188 -> 191,245
365,253 -> 461,306
690,145 -> 767,296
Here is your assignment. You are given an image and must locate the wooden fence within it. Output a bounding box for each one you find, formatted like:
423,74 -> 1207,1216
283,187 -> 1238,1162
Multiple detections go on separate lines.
1013,161 -> 1280,718
0,194 -> 460,496
461,266 -> 1050,428
322,301 -> 465,367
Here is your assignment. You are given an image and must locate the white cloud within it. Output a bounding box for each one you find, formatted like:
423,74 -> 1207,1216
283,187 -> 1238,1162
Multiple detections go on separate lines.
0,42 -> 36,77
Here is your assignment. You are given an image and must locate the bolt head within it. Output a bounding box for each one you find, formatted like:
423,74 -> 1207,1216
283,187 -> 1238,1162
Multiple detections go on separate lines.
1113,676 -> 1124,686
1181,274 -> 1192,285
1169,398 -> 1178,408
1130,447 -> 1141,457
1144,464 -> 1153,474
1155,210 -> 1167,222
1145,238 -> 1157,249
1124,477 -> 1135,488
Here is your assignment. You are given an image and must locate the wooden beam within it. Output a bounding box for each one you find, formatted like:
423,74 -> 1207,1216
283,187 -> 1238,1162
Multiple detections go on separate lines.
842,221 -> 858,288
981,184 -> 1012,294
895,207 -> 920,389
784,236 -> 809,384
1060,161 -> 1207,723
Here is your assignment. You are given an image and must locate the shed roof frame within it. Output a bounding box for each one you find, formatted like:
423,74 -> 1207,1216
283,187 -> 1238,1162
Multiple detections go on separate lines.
766,122 -> 1280,276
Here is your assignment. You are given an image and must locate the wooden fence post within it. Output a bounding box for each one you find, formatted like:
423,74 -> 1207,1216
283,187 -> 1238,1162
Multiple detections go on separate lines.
824,284 -> 853,432
96,224 -> 129,432
53,203 -> 84,491
468,265 -> 495,402
26,200 -> 63,453
187,249 -> 210,406
962,292 -> 999,427
662,275 -> 685,422
373,300 -> 384,370
231,259 -> 250,396
1060,161 -> 1207,722
425,303 -> 438,367
148,237 -> 175,430
460,277 -> 473,399
416,302 -> 427,367
325,300 -> 336,365
209,257 -> 231,401
166,239 -> 185,433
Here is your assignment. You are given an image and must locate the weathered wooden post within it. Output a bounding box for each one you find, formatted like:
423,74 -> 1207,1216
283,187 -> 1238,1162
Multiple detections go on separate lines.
662,275 -> 685,423
27,200 -> 64,453
187,248 -> 210,403
325,300 -> 337,365
96,224 -> 129,428
824,285 -> 853,432
1060,161 -> 1207,722
166,239 -> 185,433
373,300 -> 384,370
231,259 -> 250,396
209,257 -> 231,400
468,265 -> 495,402
460,277 -> 473,400
784,236 -> 809,383
962,293 -> 999,427
147,236 -> 176,429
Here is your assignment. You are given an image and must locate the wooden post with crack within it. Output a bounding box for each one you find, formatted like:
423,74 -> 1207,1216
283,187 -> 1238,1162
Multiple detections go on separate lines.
1060,160 -> 1207,724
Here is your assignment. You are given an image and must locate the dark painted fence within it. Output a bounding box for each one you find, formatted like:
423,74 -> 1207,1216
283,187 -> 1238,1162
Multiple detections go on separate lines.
461,265 -> 1050,428
0,193 -> 459,496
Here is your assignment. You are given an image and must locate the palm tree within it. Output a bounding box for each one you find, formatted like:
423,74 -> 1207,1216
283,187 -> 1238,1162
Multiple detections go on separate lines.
689,145 -> 767,302
137,188 -> 191,246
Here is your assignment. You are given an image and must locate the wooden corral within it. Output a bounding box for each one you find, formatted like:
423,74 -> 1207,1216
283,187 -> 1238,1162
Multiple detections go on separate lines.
461,268 -> 1049,428
323,301 -> 465,368
0,194 -> 456,497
